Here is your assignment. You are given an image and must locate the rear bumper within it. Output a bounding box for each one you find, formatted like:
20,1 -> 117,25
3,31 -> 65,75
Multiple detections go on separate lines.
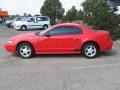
48,24 -> 51,28
100,39 -> 113,52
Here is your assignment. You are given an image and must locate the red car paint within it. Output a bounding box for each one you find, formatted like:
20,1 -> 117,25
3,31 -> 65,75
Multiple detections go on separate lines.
4,23 -> 113,55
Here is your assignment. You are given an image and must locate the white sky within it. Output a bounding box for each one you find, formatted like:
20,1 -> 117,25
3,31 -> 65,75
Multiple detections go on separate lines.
0,0 -> 84,15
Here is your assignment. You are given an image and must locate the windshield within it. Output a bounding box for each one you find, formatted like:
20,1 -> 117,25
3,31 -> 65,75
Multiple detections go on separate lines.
20,17 -> 29,21
35,27 -> 53,36
13,17 -> 21,21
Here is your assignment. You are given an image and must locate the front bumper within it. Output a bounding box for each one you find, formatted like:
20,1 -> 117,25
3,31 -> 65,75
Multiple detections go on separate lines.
4,43 -> 16,54
14,26 -> 21,30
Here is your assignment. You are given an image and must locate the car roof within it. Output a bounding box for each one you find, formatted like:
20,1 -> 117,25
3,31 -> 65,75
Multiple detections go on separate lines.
53,23 -> 82,28
32,16 -> 49,18
50,23 -> 94,34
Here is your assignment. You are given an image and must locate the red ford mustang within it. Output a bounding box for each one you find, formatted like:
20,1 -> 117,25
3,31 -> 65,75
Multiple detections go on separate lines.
4,23 -> 113,58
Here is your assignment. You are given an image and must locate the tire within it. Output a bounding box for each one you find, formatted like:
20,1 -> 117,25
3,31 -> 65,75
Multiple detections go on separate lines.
17,43 -> 34,59
82,43 -> 99,58
7,23 -> 11,28
43,25 -> 48,30
21,25 -> 27,31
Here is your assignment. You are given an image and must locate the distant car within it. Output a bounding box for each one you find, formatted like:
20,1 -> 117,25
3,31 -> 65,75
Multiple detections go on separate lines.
5,17 -> 22,28
0,18 -> 2,24
4,23 -> 113,59
13,16 -> 51,30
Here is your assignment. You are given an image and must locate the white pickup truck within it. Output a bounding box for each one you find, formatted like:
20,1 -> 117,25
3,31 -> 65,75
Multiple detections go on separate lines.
14,16 -> 51,30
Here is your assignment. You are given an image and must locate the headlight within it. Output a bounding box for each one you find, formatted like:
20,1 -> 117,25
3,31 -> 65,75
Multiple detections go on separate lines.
7,40 -> 13,44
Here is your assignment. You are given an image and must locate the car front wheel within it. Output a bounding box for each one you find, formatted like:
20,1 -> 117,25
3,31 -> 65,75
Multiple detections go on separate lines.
17,43 -> 34,59
82,43 -> 99,58
43,25 -> 48,30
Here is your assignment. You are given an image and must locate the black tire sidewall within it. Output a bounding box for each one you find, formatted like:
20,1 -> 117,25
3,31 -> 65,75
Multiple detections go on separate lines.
17,43 -> 34,59
82,43 -> 99,58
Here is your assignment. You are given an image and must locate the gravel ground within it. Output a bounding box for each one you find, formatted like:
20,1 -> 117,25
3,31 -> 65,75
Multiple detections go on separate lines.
0,26 -> 120,90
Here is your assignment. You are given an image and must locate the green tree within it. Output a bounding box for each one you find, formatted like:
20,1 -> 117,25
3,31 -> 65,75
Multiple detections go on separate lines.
62,6 -> 86,22
77,9 -> 85,20
62,6 -> 78,22
82,0 -> 120,30
28,14 -> 32,17
40,0 -> 64,25
23,13 -> 27,17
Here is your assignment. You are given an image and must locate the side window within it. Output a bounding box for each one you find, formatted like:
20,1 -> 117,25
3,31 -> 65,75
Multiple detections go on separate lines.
30,18 -> 35,22
73,27 -> 83,34
36,17 -> 42,21
47,28 -> 62,35
47,26 -> 83,36
41,17 -> 49,21
36,17 -> 49,21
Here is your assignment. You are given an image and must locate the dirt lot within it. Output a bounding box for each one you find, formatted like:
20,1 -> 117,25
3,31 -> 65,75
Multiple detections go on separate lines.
0,25 -> 120,90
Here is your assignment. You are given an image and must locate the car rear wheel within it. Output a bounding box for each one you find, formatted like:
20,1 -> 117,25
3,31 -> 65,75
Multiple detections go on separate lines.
82,43 -> 99,58
17,43 -> 34,59
21,25 -> 27,31
43,25 -> 48,30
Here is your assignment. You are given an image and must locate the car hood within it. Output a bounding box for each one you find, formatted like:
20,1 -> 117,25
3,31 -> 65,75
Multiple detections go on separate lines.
14,21 -> 26,25
6,20 -> 13,23
10,33 -> 38,40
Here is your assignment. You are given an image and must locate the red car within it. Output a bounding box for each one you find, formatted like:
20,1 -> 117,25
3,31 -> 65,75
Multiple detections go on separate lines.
4,23 -> 113,58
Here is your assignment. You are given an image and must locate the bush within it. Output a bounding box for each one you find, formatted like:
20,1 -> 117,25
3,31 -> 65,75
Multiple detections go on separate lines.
110,26 -> 120,40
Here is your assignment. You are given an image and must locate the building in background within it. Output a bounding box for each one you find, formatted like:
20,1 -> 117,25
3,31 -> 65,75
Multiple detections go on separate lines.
0,8 -> 8,23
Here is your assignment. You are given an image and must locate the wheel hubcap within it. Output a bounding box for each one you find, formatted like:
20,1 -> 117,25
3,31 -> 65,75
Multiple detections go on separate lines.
44,26 -> 48,29
20,46 -> 31,57
22,27 -> 26,30
85,45 -> 97,57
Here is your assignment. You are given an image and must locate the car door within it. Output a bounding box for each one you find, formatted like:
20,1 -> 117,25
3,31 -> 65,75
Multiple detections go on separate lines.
27,17 -> 38,29
35,17 -> 43,29
37,26 -> 83,52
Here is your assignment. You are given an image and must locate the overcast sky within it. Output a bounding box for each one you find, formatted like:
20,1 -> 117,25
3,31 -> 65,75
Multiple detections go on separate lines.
0,0 -> 119,15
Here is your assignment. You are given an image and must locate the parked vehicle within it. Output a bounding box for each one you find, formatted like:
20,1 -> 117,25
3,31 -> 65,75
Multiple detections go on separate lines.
0,18 -> 2,24
13,16 -> 51,30
4,23 -> 113,59
5,17 -> 22,28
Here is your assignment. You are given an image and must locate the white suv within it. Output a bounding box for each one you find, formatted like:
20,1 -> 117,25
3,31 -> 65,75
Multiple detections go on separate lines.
14,16 -> 51,30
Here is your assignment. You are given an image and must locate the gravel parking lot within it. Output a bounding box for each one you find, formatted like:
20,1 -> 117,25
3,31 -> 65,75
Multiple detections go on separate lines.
0,25 -> 120,90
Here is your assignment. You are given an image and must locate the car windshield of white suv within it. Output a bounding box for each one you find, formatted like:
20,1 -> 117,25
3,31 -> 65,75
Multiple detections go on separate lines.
20,18 -> 29,21
13,18 -> 21,21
